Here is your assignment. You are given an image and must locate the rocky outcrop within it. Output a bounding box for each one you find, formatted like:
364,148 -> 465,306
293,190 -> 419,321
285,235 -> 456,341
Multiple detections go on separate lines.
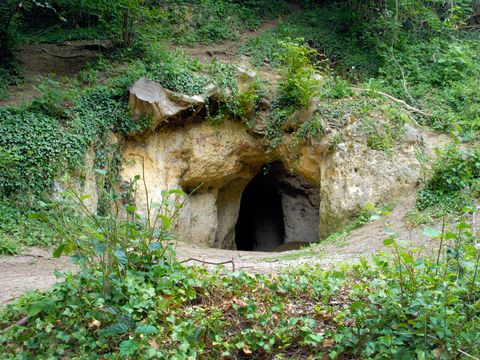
318,138 -> 421,237
128,78 -> 205,134
122,118 -> 266,248
121,76 -> 424,249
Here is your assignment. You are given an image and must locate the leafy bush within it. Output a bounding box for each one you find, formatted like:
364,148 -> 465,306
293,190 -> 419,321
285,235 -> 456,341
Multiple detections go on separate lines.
0,237 -> 19,255
277,39 -> 320,107
0,202 -> 68,248
377,35 -> 480,141
417,145 -> 480,211
342,219 -> 480,358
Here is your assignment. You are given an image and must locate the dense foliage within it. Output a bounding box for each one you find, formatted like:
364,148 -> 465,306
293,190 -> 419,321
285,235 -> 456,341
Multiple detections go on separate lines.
1,202 -> 479,358
1,0 -> 480,358
417,145 -> 480,212
241,0 -> 480,141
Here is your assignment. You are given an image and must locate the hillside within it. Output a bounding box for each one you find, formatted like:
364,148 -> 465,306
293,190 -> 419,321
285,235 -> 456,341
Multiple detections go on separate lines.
0,0 -> 480,358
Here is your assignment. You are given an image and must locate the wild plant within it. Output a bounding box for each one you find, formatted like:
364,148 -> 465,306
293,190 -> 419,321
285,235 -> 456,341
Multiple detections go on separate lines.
344,208 -> 480,358
30,170 -> 187,297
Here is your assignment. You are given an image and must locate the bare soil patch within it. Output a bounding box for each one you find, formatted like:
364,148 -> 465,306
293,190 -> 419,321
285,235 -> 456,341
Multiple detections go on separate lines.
1,41 -> 107,106
0,248 -> 74,304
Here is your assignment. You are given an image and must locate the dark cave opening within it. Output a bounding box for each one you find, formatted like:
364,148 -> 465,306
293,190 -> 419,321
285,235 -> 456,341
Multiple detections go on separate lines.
234,169 -> 286,251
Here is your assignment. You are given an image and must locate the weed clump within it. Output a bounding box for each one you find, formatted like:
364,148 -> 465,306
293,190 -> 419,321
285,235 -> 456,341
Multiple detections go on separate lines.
417,145 -> 480,212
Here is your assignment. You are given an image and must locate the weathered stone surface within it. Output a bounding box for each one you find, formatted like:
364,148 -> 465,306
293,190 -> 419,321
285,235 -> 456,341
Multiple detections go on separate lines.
121,119 -> 265,247
128,77 -> 205,133
317,123 -> 422,237
122,77 -> 425,249
215,179 -> 250,249
275,170 -> 320,244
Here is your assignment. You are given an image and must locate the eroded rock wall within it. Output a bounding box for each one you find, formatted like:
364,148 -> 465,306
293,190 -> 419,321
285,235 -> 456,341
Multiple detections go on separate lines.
121,119 -> 265,248
121,77 -> 424,249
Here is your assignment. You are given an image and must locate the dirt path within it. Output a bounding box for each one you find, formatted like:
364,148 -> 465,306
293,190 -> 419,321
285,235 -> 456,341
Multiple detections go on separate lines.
0,194 -> 435,305
0,247 -> 74,304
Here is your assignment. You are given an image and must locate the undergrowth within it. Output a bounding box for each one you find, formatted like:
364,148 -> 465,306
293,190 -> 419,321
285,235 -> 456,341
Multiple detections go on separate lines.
241,2 -> 480,142
1,195 -> 479,358
155,0 -> 290,46
417,145 -> 480,212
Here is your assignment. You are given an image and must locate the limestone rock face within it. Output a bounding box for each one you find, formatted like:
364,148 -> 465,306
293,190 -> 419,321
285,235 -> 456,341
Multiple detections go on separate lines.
277,173 -> 320,244
122,77 -> 425,249
121,119 -> 265,248
319,139 -> 420,237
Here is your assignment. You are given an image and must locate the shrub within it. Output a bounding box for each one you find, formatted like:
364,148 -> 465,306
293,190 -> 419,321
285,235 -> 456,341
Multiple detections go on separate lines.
277,39 -> 321,107
417,145 -> 480,211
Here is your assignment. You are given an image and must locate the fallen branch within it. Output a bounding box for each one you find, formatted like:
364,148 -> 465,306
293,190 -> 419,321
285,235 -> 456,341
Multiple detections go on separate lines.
42,49 -> 85,59
181,258 -> 236,272
21,253 -> 47,259
391,52 -> 416,105
0,316 -> 28,333
458,349 -> 480,360
352,87 -> 431,117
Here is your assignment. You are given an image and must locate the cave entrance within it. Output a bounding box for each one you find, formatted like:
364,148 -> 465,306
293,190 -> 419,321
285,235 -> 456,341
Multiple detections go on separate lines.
235,168 -> 285,251
234,163 -> 320,252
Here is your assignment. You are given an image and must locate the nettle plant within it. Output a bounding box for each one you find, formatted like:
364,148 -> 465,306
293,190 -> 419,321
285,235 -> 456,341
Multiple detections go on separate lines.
277,39 -> 322,108
30,172 -> 187,297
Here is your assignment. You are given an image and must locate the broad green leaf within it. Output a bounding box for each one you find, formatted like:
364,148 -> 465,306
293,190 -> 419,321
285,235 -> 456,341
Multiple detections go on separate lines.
125,204 -> 136,214
135,324 -> 158,335
383,237 -> 394,246
119,339 -> 138,356
158,215 -> 172,229
168,189 -> 186,196
28,213 -> 48,222
38,201 -> 56,208
98,322 -> 130,337
349,301 -> 365,310
114,249 -> 128,266
148,242 -> 162,251
457,222 -> 471,230
423,227 -> 441,238
53,244 -> 66,258
92,241 -> 107,255
399,251 -> 414,264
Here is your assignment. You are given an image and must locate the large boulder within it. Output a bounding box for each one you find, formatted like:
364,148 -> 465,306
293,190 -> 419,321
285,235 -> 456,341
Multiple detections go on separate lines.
128,77 -> 205,134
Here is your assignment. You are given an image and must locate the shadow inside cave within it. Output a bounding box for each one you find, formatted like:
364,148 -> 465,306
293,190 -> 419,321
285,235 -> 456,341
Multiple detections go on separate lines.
234,168 -> 285,251
234,163 -> 319,252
